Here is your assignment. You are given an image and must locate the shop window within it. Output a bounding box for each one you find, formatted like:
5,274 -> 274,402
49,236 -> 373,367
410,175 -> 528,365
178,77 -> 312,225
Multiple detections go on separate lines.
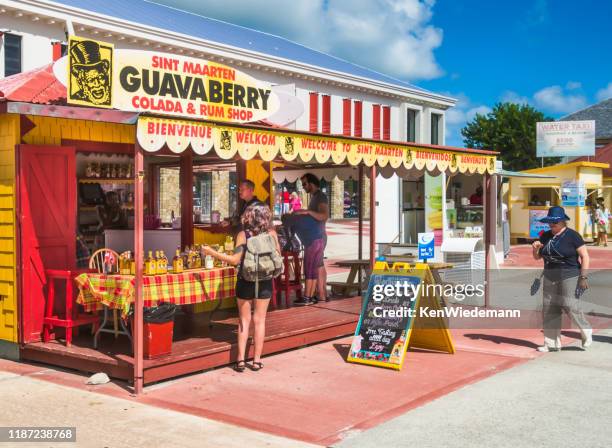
431,113 -> 442,145
4,33 -> 22,76
193,167 -> 237,223
406,108 -> 417,142
159,166 -> 181,223
193,171 -> 212,222
274,180 -> 298,216
343,180 -> 359,218
526,187 -> 557,206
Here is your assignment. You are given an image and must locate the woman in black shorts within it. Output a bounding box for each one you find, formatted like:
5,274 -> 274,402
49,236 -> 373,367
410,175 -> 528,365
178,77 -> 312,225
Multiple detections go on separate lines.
201,203 -> 281,372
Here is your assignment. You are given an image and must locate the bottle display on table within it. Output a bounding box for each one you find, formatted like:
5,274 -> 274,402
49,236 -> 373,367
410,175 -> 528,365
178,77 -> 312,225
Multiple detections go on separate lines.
224,235 -> 234,252
157,250 -> 168,274
145,250 -> 156,276
172,249 -> 184,273
205,254 -> 214,269
129,252 -> 136,275
194,246 -> 202,268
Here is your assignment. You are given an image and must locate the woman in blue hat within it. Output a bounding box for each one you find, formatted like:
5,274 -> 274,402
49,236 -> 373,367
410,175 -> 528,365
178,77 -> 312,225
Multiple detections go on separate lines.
531,206 -> 592,351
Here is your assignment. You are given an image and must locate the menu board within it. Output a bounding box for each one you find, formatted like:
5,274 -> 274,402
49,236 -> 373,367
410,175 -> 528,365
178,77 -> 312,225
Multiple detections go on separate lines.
347,272 -> 425,370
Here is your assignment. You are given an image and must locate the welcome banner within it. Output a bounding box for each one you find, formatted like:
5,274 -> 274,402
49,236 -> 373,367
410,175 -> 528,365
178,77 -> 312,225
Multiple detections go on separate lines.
137,116 -> 496,174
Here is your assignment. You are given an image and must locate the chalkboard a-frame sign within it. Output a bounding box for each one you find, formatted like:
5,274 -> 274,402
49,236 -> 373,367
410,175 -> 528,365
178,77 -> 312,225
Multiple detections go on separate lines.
347,262 -> 454,370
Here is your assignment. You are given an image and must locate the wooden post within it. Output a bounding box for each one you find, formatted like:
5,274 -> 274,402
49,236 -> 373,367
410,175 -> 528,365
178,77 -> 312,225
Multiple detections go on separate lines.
484,172 -> 497,308
133,141 -> 144,394
358,165 -> 364,260
357,165 -> 364,295
369,166 -> 376,269
180,151 -> 194,247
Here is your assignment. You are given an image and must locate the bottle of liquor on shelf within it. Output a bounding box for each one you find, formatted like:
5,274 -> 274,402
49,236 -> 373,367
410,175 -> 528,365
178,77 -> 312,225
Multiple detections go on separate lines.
157,250 -> 168,274
172,248 -> 184,273
145,250 -> 156,275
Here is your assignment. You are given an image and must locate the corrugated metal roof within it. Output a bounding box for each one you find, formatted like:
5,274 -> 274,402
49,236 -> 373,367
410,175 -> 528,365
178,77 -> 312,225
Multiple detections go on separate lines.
47,0 -> 433,95
562,98 -> 612,140
0,64 -> 66,104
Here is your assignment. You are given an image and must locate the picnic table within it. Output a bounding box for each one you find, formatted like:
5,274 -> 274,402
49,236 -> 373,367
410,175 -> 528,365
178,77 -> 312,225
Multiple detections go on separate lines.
328,259 -> 453,297
328,259 -> 371,296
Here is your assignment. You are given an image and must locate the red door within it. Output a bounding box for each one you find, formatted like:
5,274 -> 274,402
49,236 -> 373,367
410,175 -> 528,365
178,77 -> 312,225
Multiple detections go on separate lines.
18,145 -> 76,343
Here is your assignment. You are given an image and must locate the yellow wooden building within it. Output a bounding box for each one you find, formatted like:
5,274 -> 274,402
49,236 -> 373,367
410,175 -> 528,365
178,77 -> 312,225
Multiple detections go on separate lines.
508,161 -> 611,242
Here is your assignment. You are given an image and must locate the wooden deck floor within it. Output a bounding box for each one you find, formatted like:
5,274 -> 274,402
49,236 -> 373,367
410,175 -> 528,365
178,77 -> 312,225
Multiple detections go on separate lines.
20,297 -> 362,384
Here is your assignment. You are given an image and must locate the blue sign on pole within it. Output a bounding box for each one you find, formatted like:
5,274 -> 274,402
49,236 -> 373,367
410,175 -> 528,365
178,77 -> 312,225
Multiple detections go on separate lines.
561,180 -> 586,207
418,232 -> 435,261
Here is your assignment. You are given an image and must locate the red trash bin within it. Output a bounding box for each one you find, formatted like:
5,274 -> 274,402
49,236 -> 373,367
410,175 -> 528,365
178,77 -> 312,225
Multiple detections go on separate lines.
143,320 -> 174,359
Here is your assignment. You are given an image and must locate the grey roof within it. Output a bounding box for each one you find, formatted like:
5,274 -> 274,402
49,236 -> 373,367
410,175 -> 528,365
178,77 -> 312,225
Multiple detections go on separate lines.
47,0 -> 433,95
561,98 -> 612,140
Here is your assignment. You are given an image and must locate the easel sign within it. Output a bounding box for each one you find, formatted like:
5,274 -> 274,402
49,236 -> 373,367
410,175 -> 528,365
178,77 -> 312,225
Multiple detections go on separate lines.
347,262 -> 454,370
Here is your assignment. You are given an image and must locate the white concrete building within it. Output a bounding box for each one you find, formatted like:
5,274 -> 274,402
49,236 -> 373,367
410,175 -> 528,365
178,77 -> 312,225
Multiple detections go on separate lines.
0,0 -> 456,245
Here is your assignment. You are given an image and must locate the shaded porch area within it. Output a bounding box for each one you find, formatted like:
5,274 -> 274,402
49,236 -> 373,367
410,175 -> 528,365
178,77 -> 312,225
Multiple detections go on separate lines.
21,297 -> 361,385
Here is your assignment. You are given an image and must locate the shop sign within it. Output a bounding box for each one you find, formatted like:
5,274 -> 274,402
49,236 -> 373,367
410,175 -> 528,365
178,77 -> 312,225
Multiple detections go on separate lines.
137,116 -> 497,173
529,209 -> 550,238
56,36 -> 280,123
418,232 -> 435,260
561,180 -> 586,207
536,120 -> 595,157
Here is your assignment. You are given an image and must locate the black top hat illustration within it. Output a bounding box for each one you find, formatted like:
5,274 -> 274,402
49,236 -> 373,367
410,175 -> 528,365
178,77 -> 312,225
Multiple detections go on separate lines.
70,40 -> 109,74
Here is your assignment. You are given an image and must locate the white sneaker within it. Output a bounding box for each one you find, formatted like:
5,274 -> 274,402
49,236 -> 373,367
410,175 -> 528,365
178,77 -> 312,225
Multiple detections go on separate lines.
537,345 -> 560,352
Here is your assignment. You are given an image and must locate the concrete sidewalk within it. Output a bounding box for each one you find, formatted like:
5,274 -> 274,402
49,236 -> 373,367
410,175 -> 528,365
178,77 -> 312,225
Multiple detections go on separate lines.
337,329 -> 612,448
0,369 -> 315,448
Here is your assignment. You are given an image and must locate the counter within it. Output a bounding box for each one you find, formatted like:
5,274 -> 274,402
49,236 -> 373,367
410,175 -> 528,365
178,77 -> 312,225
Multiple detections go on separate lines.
194,223 -> 231,245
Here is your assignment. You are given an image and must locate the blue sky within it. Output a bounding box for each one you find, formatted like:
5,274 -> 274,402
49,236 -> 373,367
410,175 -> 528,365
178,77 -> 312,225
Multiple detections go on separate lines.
157,0 -> 612,146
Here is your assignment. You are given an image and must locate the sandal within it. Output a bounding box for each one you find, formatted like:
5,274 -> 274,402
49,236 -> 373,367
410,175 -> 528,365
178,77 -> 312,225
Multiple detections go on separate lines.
249,361 -> 264,371
233,360 -> 247,372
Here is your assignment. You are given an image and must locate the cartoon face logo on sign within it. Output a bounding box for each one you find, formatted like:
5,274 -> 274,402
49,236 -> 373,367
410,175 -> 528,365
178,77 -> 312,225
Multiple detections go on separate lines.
68,38 -> 113,107
284,137 -> 295,155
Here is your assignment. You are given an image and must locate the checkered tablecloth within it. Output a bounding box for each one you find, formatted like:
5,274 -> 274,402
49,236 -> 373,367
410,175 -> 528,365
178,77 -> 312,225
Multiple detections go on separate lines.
75,267 -> 237,317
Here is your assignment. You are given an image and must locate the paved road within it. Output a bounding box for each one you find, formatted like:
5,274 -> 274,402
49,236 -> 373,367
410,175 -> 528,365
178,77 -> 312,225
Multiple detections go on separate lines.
336,329 -> 612,448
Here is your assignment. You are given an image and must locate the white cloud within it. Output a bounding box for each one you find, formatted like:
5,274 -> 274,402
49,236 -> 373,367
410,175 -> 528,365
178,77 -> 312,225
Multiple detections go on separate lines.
596,82 -> 612,101
155,0 -> 444,80
500,90 -> 530,105
533,85 -> 587,114
566,81 -> 581,90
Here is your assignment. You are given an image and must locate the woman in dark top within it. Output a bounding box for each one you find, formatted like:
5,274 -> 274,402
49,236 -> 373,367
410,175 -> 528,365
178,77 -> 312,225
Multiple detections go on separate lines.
531,206 -> 592,352
201,203 -> 281,372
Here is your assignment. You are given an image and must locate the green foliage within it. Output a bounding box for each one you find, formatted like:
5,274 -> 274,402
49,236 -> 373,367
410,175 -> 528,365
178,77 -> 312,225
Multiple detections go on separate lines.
461,102 -> 560,171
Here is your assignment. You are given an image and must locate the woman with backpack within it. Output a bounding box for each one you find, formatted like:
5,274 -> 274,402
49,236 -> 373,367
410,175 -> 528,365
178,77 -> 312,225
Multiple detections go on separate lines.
201,203 -> 282,372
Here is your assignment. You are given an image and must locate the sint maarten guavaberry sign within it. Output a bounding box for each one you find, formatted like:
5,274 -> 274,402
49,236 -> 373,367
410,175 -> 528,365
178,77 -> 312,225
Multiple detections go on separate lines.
54,36 -> 280,123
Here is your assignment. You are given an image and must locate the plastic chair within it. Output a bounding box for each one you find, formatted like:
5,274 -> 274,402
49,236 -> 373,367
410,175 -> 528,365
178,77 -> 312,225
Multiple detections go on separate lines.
274,250 -> 303,308
89,248 -> 121,337
42,270 -> 99,347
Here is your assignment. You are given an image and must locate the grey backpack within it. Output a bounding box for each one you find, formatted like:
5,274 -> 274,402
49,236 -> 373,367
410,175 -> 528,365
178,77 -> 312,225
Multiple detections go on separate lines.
241,232 -> 283,295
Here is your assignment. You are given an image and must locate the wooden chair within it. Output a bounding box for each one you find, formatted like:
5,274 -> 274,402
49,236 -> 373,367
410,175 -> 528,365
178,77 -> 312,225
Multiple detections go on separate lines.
42,270 -> 99,347
274,250 -> 303,308
89,248 -> 121,337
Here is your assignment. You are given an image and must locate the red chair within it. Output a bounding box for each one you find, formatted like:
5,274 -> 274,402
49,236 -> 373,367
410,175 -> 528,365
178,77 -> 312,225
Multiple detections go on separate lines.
274,251 -> 303,308
42,270 -> 99,347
